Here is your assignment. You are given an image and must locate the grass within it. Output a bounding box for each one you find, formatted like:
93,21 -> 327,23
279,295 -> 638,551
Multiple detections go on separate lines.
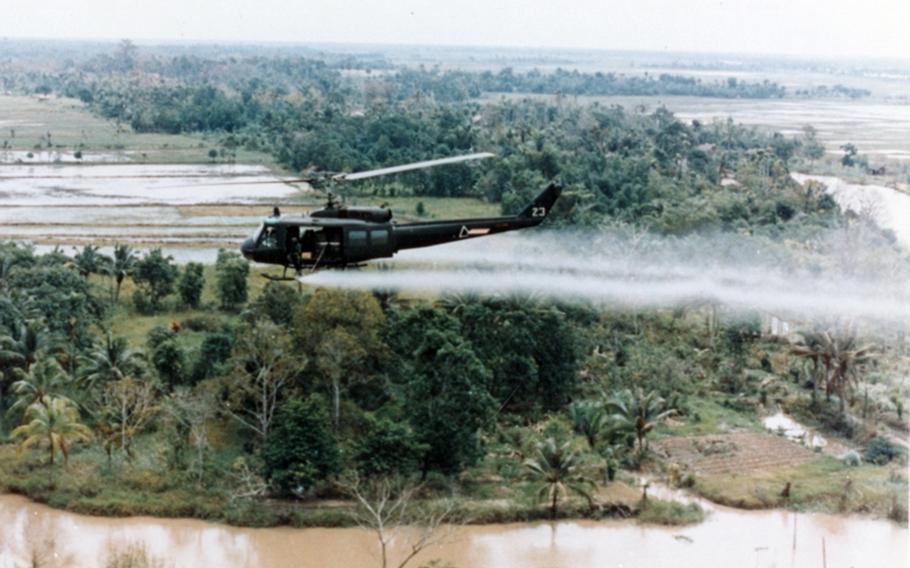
638,497 -> 706,526
657,396 -> 762,437
0,441 -> 647,527
693,456 -> 908,521
0,94 -> 274,165
103,263 -> 283,347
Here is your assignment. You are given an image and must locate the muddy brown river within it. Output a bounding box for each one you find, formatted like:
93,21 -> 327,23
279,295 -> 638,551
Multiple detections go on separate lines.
0,493 -> 905,568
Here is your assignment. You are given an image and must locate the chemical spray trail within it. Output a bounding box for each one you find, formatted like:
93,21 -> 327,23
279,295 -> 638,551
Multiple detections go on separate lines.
303,230 -> 910,328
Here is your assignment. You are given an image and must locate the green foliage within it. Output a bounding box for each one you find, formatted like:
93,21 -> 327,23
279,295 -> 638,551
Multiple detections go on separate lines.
386,304 -> 460,358
215,250 -> 249,311
248,281 -> 303,326
192,332 -> 234,381
72,245 -> 111,279
863,436 -> 904,465
12,396 -> 92,465
606,388 -> 675,456
456,299 -> 580,413
353,416 -> 426,477
524,437 -> 595,518
145,326 -> 176,350
6,265 -> 105,342
132,249 -> 178,313
638,498 -> 705,525
177,262 -> 205,309
840,143 -> 859,167
294,289 -> 387,423
151,339 -> 186,388
405,329 -> 495,474
262,396 -> 340,496
78,331 -> 145,387
111,244 -> 137,302
9,358 -> 74,420
568,401 -> 608,449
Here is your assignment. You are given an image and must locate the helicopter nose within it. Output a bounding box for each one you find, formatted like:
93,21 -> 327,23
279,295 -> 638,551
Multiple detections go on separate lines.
241,238 -> 255,260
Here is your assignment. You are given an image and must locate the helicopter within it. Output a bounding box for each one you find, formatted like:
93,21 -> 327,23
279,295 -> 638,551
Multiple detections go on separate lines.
238,152 -> 561,279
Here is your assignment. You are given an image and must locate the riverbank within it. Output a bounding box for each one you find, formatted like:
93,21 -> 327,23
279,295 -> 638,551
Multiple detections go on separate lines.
0,484 -> 904,568
0,443 -> 648,528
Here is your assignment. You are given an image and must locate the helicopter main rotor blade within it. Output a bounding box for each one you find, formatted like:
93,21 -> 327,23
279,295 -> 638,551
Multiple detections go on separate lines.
332,152 -> 495,182
156,177 -> 317,189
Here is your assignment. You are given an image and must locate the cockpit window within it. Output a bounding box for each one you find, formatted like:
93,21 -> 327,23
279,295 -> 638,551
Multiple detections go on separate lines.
250,223 -> 264,243
258,224 -> 279,249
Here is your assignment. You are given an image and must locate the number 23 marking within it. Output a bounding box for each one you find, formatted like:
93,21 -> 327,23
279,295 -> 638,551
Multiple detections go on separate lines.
532,207 -> 547,218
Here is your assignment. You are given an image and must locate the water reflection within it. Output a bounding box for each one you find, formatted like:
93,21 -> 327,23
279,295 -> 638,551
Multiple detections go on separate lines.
0,494 -> 905,568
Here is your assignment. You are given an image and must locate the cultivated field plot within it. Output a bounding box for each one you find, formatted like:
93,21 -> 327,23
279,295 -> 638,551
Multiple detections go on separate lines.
490,94 -> 910,164
0,163 -> 298,254
655,432 -> 818,475
0,94 -> 272,164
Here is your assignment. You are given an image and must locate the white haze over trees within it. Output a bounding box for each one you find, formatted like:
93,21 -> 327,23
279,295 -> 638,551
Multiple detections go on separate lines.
307,228 -> 910,330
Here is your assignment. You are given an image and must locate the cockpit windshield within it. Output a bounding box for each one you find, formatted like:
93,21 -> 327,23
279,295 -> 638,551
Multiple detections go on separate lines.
249,223 -> 264,243
258,223 -> 280,249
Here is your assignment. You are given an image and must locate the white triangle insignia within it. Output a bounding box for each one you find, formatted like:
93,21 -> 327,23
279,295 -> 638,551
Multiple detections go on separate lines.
459,225 -> 469,238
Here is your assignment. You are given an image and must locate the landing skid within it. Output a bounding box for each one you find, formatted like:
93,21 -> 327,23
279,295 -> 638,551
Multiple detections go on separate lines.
260,272 -> 304,282
260,263 -> 366,282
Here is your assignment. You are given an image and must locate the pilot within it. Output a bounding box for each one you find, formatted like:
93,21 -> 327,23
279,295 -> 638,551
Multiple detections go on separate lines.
262,227 -> 278,249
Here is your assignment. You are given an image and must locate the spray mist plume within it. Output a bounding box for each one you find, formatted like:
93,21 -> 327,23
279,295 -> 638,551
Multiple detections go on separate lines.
303,228 -> 910,329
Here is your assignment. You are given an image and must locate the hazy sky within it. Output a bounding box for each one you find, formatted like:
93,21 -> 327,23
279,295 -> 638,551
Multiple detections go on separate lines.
2,0 -> 908,59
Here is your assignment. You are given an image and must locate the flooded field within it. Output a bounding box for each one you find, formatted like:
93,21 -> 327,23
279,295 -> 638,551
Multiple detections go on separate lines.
0,492 -> 905,568
491,94 -> 910,163
0,162 -> 301,252
792,173 -> 910,247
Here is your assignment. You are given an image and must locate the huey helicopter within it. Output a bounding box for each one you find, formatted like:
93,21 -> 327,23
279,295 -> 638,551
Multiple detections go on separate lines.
239,152 -> 561,279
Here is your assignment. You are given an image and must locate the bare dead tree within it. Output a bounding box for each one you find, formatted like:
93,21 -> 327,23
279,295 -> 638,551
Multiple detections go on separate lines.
228,456 -> 268,503
97,377 -> 158,459
338,474 -> 456,568
224,320 -> 305,443
164,387 -> 217,482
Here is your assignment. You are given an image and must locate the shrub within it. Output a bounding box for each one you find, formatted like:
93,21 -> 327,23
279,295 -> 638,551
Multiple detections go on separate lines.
864,436 -> 903,465
177,262 -> 205,309
192,332 -> 234,381
151,339 -> 187,388
215,250 -> 249,311
353,416 -> 425,477
262,396 -> 340,496
132,249 -> 178,313
638,498 -> 705,525
181,315 -> 223,332
146,326 -> 176,350
840,451 -> 862,467
249,281 -> 303,326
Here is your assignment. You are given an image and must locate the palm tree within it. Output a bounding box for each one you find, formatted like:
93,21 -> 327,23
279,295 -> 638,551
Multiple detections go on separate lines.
524,437 -> 595,519
9,358 -> 73,421
791,330 -> 831,395
791,329 -> 874,412
438,292 -> 482,315
111,244 -> 137,302
72,244 -> 111,280
78,331 -> 144,388
606,388 -> 674,457
12,397 -> 92,465
0,319 -> 49,372
568,401 -> 608,449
